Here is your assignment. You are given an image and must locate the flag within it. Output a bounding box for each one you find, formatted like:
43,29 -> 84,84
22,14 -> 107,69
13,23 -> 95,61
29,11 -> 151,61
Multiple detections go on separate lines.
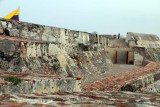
3,8 -> 19,21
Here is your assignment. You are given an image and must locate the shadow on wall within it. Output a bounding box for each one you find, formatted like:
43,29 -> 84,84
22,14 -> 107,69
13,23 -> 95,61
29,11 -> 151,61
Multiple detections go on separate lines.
120,84 -> 136,92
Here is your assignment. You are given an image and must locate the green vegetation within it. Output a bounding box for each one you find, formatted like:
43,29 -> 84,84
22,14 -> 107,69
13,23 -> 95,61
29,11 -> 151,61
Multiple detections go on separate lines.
4,76 -> 22,85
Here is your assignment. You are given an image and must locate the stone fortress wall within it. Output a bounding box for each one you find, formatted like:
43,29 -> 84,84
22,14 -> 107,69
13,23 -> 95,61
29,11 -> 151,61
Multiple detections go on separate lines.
0,18 -> 113,94
1,18 -> 160,94
1,18 -> 160,75
0,18 -> 90,53
1,18 -> 160,106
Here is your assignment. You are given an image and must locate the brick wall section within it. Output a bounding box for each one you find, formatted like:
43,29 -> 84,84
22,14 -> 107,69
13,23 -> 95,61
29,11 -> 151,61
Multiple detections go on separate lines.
82,61 -> 160,91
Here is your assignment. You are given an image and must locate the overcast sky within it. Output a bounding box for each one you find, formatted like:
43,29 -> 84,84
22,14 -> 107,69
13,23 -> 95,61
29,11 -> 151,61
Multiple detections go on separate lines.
0,0 -> 160,35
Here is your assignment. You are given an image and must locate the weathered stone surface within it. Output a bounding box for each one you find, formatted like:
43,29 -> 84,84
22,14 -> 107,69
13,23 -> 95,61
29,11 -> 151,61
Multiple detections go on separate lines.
141,80 -> 160,93
146,48 -> 160,63
0,22 -> 3,34
1,91 -> 160,107
0,36 -> 113,82
0,71 -> 81,94
83,61 -> 160,91
134,47 -> 145,65
0,18 -> 113,79
126,32 -> 159,43
0,18 -> 90,53
2,18 -> 160,107
70,51 -> 112,84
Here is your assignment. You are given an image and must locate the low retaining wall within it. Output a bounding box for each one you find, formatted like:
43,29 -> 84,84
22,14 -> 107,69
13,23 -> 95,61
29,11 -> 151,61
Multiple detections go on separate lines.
83,61 -> 160,91
121,71 -> 160,92
0,72 -> 81,94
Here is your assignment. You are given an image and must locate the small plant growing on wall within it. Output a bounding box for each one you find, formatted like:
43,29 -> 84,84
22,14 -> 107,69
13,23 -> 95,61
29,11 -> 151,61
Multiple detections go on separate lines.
4,76 -> 22,85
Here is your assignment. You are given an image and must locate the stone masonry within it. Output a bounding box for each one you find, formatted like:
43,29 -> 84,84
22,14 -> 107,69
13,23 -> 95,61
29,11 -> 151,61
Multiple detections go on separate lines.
1,18 -> 160,107
0,18 -> 113,95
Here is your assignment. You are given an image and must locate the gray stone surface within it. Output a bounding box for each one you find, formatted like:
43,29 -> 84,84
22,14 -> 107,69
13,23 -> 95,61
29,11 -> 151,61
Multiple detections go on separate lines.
0,76 -> 81,94
0,18 -> 90,53
0,18 -> 113,80
146,48 -> 160,63
141,80 -> 160,93
126,32 -> 159,42
71,51 -> 113,84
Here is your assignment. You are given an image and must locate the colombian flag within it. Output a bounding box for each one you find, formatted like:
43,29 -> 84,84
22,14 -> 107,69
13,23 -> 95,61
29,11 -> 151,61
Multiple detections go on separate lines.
3,8 -> 19,21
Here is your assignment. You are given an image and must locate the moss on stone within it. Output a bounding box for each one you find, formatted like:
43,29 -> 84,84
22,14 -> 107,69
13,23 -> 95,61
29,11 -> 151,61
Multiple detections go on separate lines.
4,77 -> 22,85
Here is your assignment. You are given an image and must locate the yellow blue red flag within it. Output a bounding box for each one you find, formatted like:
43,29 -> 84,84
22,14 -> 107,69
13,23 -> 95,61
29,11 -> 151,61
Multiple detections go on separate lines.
3,8 -> 19,21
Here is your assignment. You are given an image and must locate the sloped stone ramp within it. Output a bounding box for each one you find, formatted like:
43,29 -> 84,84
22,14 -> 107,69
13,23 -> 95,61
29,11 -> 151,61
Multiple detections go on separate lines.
83,61 -> 160,91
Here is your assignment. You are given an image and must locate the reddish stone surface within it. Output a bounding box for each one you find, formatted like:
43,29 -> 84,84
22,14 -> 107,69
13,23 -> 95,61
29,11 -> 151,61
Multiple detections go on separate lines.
33,103 -> 51,107
82,61 -> 160,91
57,102 -> 71,106
1,91 -> 160,107
0,81 -> 8,85
75,77 -> 81,80
0,70 -> 78,81
0,94 -> 9,100
0,102 -> 27,106
32,93 -> 46,96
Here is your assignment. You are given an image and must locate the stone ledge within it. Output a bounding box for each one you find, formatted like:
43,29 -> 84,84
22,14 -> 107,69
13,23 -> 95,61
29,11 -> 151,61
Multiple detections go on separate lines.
0,72 -> 81,94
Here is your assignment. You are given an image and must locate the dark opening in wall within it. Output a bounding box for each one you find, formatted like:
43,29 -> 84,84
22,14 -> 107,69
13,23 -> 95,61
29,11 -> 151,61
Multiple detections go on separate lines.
120,84 -> 136,92
78,43 -> 89,51
4,28 -> 10,36
129,60 -> 134,64
0,51 -> 5,60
